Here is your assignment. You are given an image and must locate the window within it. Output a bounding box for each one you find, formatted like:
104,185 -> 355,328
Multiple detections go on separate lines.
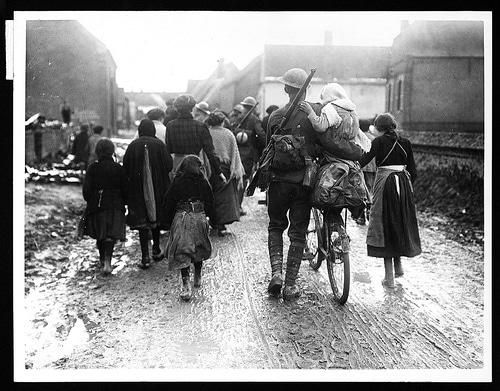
387,83 -> 392,111
396,79 -> 403,111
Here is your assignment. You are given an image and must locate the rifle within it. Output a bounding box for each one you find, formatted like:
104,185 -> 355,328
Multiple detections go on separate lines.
233,101 -> 259,131
246,68 -> 317,196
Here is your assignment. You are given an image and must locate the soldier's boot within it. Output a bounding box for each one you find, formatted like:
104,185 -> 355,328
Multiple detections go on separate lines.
283,245 -> 304,300
393,257 -> 404,277
102,240 -> 114,276
267,233 -> 283,296
382,257 -> 395,288
180,276 -> 192,301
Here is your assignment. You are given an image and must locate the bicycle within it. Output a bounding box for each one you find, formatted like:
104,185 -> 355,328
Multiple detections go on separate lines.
304,206 -> 351,304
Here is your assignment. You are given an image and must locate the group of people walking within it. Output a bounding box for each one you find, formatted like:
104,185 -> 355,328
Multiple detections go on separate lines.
80,66 -> 421,302
81,93 -> 263,301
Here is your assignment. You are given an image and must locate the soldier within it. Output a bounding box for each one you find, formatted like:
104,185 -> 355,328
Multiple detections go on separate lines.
193,101 -> 211,123
231,96 -> 264,216
265,68 -> 362,300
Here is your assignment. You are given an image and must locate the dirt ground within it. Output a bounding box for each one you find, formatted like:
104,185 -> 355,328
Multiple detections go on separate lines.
18,182 -> 489,382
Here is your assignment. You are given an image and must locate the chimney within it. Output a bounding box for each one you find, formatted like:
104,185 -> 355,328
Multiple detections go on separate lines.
216,58 -> 225,78
324,31 -> 333,46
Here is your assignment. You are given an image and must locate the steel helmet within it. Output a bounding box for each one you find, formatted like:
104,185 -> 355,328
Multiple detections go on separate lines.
278,68 -> 308,89
233,104 -> 245,113
195,101 -> 210,114
239,96 -> 257,107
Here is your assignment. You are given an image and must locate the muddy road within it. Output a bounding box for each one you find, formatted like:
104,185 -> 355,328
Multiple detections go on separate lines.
19,182 -> 488,381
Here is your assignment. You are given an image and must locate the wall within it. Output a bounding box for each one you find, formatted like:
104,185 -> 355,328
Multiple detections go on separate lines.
260,80 -> 385,121
25,20 -> 118,133
408,57 -> 484,132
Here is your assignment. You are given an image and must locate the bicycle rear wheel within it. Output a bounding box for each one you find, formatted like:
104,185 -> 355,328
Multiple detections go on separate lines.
305,207 -> 325,270
325,212 -> 350,304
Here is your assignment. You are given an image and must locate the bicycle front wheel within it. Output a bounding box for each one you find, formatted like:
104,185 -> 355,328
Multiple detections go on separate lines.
305,207 -> 325,270
325,216 -> 350,304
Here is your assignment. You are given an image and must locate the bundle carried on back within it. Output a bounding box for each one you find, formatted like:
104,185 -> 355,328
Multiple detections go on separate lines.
310,154 -> 368,216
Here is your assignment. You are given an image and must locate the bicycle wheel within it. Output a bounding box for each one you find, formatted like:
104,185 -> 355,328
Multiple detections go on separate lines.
305,208 -> 325,270
325,211 -> 350,304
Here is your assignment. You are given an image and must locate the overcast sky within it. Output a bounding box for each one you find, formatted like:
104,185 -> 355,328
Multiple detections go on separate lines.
16,11 -> 489,92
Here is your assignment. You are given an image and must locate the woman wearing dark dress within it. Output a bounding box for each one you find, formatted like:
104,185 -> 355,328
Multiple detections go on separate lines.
123,119 -> 173,269
358,113 -> 421,288
82,139 -> 128,275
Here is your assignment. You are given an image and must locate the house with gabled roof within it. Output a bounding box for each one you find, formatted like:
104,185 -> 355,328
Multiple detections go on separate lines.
187,35 -> 390,121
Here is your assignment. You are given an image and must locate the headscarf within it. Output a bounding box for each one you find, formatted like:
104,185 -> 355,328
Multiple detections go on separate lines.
138,118 -> 156,137
320,83 -> 348,104
95,138 -> 115,160
175,154 -> 206,179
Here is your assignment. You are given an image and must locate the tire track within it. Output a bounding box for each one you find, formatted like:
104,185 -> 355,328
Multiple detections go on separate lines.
224,228 -> 281,369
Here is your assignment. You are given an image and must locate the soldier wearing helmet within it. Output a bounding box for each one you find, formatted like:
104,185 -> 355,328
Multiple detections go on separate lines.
230,96 -> 264,216
193,101 -> 211,123
264,68 -> 362,301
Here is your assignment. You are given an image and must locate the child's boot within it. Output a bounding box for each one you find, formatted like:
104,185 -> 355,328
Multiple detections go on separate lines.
382,258 -> 395,288
194,265 -> 202,288
180,277 -> 192,301
394,257 -> 404,277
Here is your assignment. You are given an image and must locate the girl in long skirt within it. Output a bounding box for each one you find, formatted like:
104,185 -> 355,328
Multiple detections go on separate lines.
82,139 -> 128,275
358,113 -> 421,288
163,155 -> 215,301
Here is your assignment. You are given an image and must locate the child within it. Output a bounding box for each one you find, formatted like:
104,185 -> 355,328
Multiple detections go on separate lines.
82,139 -> 128,275
298,82 -> 371,152
163,155 -> 215,301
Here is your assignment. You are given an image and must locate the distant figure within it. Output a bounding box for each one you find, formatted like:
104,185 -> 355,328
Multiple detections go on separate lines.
358,113 -> 421,289
163,155 -> 215,301
193,101 -> 211,123
228,104 -> 244,128
33,115 -> 46,163
230,96 -> 263,216
206,111 -> 245,236
262,104 -> 279,136
61,100 -> 71,124
133,108 -> 167,144
87,125 -> 104,166
123,119 -> 173,269
72,124 -> 90,169
163,98 -> 178,126
82,139 -> 128,276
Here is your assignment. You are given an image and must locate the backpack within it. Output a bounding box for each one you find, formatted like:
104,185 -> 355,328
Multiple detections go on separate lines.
310,157 -> 367,213
269,134 -> 306,171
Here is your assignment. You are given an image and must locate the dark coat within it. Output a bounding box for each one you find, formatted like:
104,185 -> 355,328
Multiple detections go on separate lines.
82,157 -> 128,213
123,134 -> 173,230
